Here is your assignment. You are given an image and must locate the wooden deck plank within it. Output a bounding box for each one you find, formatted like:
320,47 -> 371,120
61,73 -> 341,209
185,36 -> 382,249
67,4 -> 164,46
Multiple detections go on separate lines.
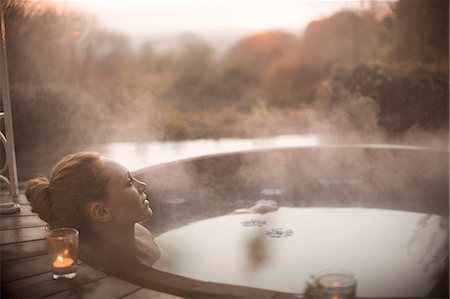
0,194 -> 30,204
1,226 -> 46,244
120,288 -> 184,299
44,276 -> 141,299
273,292 -> 304,299
0,215 -> 46,230
0,239 -> 47,262
0,204 -> 33,217
2,263 -> 107,298
1,254 -> 50,283
0,194 -> 29,205
15,194 -> 30,205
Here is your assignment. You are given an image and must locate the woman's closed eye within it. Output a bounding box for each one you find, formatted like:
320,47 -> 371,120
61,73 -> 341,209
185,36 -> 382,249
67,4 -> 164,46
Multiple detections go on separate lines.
127,175 -> 134,186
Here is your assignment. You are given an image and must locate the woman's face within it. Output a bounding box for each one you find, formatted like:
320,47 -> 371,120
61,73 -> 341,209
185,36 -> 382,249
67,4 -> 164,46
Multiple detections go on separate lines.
101,157 -> 153,225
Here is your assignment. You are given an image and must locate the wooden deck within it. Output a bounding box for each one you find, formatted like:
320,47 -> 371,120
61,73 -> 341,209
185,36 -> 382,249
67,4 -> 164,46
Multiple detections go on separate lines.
0,194 -> 182,299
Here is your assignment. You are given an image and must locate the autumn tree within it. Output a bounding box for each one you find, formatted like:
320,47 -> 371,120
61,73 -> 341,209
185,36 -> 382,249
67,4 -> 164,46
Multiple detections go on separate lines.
220,31 -> 298,109
392,0 -> 449,64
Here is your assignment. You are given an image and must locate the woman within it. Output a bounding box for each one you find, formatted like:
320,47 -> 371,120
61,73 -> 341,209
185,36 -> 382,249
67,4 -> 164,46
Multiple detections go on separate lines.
26,152 -> 288,298
26,152 -> 161,266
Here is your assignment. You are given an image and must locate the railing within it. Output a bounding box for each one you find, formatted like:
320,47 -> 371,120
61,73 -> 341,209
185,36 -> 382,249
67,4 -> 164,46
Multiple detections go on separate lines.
0,3 -> 19,199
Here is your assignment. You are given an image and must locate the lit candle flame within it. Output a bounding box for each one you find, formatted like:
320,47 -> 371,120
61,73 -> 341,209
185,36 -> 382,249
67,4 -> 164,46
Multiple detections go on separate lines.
53,255 -> 74,268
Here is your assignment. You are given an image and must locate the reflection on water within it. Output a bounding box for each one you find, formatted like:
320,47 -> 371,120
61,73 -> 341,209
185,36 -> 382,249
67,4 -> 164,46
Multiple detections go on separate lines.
98,134 -> 319,171
153,207 -> 448,297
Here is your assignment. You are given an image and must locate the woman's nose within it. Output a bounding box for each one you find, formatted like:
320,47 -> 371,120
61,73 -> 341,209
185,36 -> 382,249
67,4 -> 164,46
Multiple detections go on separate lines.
136,179 -> 146,193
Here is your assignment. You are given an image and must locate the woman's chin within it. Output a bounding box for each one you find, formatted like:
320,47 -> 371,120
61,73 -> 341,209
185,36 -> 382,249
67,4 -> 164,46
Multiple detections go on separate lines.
143,207 -> 153,219
141,200 -> 153,218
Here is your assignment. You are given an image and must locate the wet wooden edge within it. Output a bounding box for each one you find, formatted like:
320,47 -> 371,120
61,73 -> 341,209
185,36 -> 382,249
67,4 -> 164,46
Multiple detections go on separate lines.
1,254 -> 86,283
1,239 -> 47,262
2,263 -> 107,298
120,288 -> 184,299
43,276 -> 141,299
0,214 -> 47,230
0,204 -> 33,217
1,253 -> 51,283
7,194 -> 30,205
1,226 -> 47,244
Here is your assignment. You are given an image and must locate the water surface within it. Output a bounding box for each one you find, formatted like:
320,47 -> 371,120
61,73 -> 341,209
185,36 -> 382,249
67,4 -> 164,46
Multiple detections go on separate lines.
154,207 -> 448,297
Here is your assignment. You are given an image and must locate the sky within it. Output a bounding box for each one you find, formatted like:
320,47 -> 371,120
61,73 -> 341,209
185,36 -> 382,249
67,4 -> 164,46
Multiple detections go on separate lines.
55,0 -> 363,35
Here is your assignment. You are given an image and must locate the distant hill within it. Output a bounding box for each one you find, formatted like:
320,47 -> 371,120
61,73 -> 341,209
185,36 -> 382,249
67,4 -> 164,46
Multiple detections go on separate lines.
127,28 -> 303,56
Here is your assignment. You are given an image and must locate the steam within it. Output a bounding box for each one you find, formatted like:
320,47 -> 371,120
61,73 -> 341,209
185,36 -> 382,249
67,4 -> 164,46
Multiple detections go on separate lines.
6,0 -> 448,185
311,80 -> 385,141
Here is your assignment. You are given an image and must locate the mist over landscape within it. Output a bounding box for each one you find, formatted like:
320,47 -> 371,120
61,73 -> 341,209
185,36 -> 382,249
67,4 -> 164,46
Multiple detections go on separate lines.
0,0 -> 448,180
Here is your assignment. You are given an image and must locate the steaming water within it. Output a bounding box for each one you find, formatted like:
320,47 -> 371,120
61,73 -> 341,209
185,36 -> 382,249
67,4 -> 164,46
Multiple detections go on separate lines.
153,207 -> 447,297
95,134 -> 444,171
98,134 -> 318,171
97,135 -> 448,296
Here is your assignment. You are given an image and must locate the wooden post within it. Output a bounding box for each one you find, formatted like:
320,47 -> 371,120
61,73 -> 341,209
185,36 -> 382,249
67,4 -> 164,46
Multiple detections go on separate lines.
0,2 -> 19,200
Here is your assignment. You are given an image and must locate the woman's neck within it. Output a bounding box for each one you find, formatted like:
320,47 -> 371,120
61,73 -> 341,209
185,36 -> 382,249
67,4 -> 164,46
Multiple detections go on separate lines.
80,223 -> 138,266
100,223 -> 135,246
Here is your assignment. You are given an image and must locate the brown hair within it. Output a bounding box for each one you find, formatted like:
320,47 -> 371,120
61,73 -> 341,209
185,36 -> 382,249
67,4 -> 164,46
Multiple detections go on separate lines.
26,152 -> 109,230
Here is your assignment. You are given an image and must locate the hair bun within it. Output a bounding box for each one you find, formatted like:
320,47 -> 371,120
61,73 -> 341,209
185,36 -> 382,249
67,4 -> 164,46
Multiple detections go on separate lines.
25,176 -> 53,223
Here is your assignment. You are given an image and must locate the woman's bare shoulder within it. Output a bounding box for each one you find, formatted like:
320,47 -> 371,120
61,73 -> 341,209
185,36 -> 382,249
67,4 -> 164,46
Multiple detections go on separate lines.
135,223 -> 161,266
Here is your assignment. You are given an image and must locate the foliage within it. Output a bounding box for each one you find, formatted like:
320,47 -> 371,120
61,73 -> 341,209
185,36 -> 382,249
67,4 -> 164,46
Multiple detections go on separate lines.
2,0 -> 448,176
263,56 -> 322,108
329,63 -> 449,133
301,10 -> 387,67
218,31 -> 298,110
224,31 -> 298,83
392,0 -> 449,63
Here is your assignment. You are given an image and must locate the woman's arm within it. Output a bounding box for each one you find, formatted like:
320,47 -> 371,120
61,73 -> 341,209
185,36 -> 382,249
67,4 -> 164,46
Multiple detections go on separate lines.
83,224 -> 298,298
109,259 -> 277,299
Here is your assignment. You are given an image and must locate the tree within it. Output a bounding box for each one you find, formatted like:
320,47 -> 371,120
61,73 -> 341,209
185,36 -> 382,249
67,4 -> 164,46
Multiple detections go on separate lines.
302,10 -> 386,69
170,38 -> 219,110
223,31 -> 298,84
263,56 -> 322,108
220,31 -> 298,109
392,0 -> 449,63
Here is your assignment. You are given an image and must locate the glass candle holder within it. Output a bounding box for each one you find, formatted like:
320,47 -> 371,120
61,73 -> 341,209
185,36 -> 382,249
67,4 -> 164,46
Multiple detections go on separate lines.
315,268 -> 357,298
46,228 -> 79,279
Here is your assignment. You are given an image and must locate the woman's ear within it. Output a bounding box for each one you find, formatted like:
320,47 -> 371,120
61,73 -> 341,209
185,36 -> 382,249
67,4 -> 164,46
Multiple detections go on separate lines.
88,201 -> 112,223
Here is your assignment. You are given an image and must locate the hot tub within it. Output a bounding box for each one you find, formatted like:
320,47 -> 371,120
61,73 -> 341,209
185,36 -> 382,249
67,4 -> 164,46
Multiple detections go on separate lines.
134,145 -> 448,298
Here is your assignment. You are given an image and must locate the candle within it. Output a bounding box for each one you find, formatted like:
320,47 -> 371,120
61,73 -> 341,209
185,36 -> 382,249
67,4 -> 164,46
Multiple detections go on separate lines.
47,228 -> 79,279
52,255 -> 74,268
314,268 -> 357,298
